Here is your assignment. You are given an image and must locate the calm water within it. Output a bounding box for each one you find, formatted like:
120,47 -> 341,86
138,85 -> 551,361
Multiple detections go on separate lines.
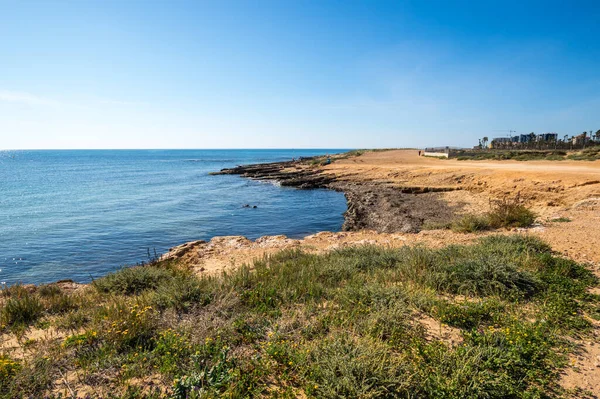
0,150 -> 348,285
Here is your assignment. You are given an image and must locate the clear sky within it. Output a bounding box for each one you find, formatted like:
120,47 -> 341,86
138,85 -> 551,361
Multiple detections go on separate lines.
1,0 -> 598,149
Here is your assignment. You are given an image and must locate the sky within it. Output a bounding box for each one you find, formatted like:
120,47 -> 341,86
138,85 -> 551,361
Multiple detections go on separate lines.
0,0 -> 599,149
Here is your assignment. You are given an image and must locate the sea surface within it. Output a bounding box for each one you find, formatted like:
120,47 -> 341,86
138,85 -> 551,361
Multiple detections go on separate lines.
0,150 -> 348,285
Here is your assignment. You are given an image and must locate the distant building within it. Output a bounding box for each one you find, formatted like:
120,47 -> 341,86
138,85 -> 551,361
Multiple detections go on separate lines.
572,134 -> 590,146
519,134 -> 533,143
537,133 -> 558,142
490,137 -> 512,148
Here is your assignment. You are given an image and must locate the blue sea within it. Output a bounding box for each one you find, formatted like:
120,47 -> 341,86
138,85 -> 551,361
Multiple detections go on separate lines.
0,150 -> 348,285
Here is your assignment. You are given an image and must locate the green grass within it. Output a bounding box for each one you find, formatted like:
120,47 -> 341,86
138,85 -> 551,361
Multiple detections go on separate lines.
0,286 -> 43,331
0,236 -> 597,398
551,217 -> 572,223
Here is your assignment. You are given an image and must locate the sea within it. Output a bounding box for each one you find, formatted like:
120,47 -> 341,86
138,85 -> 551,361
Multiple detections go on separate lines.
0,149 -> 348,285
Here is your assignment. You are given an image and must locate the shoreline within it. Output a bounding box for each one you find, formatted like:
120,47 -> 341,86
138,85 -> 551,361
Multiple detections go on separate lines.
12,148 -> 600,287
3,149 -> 600,396
211,151 -> 459,233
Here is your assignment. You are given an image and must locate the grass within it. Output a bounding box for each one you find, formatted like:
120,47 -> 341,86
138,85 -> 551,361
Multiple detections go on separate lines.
451,146 -> 600,162
0,236 -> 597,398
453,149 -> 568,161
551,217 -> 572,223
566,146 -> 600,161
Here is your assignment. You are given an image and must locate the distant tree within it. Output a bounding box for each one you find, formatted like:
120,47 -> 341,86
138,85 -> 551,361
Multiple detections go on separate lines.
583,131 -> 588,148
595,130 -> 600,142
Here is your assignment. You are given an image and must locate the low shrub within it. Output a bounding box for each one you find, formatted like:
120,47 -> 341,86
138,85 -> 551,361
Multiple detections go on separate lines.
450,214 -> 491,233
93,265 -> 174,295
487,196 -> 536,228
97,300 -> 158,351
0,289 -> 43,330
1,235 -> 598,398
436,255 -> 539,299
305,335 -> 411,398
149,273 -> 211,311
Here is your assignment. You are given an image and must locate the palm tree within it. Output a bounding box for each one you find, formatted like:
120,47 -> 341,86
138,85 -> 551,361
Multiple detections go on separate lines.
528,132 -> 536,149
595,130 -> 600,142
482,137 -> 489,149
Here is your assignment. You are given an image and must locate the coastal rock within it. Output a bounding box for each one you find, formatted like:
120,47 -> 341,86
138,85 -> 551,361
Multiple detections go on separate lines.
210,156 -> 461,234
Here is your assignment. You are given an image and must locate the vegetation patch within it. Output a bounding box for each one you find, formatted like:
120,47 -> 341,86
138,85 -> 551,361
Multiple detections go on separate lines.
425,196 -> 536,233
451,146 -> 600,161
0,236 -> 597,398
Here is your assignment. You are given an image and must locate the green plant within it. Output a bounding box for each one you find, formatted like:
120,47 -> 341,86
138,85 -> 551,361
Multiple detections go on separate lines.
0,355 -> 20,383
450,214 -> 491,233
172,348 -> 236,399
487,195 -> 536,228
93,265 -> 174,295
98,300 -> 158,351
0,289 -> 43,330
149,273 -> 211,311
1,236 -> 597,397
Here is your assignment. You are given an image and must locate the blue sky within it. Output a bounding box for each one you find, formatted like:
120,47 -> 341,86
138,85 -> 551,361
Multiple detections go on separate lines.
1,0 -> 599,149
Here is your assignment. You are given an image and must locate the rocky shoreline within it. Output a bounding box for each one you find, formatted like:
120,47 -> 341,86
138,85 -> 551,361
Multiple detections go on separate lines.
211,154 -> 460,233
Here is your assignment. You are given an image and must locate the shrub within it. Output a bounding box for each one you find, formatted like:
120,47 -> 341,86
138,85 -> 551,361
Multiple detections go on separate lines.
305,335 -> 411,398
93,266 -> 174,295
487,196 -> 536,228
149,273 -> 210,311
98,300 -> 158,351
437,256 -> 539,298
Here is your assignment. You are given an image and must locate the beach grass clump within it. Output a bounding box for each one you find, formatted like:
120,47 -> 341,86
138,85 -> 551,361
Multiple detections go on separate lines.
0,235 -> 598,398
0,287 -> 43,331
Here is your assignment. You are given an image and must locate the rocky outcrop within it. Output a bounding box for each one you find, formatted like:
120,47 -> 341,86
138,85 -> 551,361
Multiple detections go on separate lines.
211,157 -> 460,233
210,159 -> 335,189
